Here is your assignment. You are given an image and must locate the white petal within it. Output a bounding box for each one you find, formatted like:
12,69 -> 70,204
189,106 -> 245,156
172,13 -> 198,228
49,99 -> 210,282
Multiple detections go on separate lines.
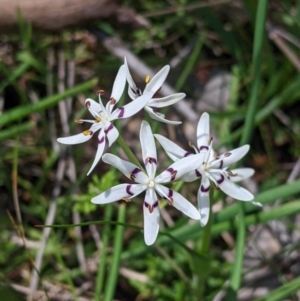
104,122 -> 119,147
85,98 -> 104,118
111,65 -> 127,103
181,171 -> 200,182
211,172 -> 254,201
91,183 -> 145,204
156,184 -> 200,220
197,112 -> 210,151
102,153 -> 149,183
87,129 -> 106,175
144,106 -> 182,125
124,58 -> 139,100
228,168 -> 255,182
140,121 -> 157,178
147,93 -> 185,108
210,145 -> 250,169
109,92 -> 152,121
144,65 -> 170,95
155,152 -> 205,183
106,65 -> 127,114
154,134 -> 188,161
143,189 -> 160,245
197,176 -> 210,226
57,131 -> 94,145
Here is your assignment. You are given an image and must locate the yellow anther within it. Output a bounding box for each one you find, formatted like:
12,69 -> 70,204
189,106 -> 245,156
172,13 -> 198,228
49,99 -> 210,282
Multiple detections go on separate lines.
75,119 -> 83,124
122,197 -> 131,203
145,75 -> 150,83
188,141 -> 193,148
83,130 -> 92,136
97,89 -> 105,95
110,97 -> 116,105
95,117 -> 101,123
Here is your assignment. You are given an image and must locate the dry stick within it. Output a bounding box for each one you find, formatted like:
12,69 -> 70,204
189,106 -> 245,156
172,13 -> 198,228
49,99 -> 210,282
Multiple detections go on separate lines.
99,35 -> 199,122
29,158 -> 66,300
57,47 -> 87,273
268,26 -> 300,72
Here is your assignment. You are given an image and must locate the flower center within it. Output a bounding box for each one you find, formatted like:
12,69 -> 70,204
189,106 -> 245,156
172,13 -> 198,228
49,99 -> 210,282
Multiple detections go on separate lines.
148,179 -> 155,188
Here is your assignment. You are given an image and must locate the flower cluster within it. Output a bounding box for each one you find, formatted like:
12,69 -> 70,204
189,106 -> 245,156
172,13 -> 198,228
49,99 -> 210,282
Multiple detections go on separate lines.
58,59 -> 258,245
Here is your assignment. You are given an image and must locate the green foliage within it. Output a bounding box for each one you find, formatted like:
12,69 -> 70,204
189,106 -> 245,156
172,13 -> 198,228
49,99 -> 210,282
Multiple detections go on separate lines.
74,170 -> 118,214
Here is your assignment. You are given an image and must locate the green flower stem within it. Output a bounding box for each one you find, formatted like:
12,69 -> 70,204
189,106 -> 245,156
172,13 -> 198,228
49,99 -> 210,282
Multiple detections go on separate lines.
117,135 -> 144,171
103,203 -> 126,301
198,189 -> 214,298
95,204 -> 113,301
227,1 -> 268,299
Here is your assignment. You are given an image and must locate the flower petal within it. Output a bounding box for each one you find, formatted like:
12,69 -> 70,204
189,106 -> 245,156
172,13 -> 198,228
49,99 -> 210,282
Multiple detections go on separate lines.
143,188 -> 160,245
85,98 -> 104,118
109,92 -> 152,121
197,176 -> 210,226
107,64 -> 127,113
197,112 -> 210,152
210,171 -> 254,201
144,65 -> 170,95
140,121 -> 157,178
91,183 -> 145,204
154,134 -> 188,161
228,168 -> 255,182
87,129 -> 106,175
104,122 -> 119,147
102,153 -> 149,183
210,145 -> 250,169
155,152 -> 205,183
147,93 -> 185,108
144,106 -> 182,125
57,130 -> 94,145
124,58 -> 139,100
156,184 -> 200,220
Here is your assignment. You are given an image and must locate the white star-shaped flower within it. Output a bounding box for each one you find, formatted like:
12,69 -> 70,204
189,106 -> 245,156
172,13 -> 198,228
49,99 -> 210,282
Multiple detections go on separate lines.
91,121 -> 203,245
57,64 -> 157,175
155,112 -> 257,227
124,58 -> 185,125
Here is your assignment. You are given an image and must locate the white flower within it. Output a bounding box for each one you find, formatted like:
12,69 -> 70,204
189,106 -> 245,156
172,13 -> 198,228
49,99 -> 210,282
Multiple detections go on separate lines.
124,58 -> 185,125
91,121 -> 203,245
155,112 -> 256,227
57,64 -> 156,175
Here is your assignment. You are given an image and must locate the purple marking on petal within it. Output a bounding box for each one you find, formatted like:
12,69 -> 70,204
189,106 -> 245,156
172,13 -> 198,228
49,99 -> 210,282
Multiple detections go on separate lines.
126,185 -> 134,196
145,157 -> 157,166
85,101 -> 91,109
195,169 -> 201,178
168,189 -> 173,198
219,160 -> 223,169
144,200 -> 159,213
201,185 -> 210,193
184,152 -> 193,157
217,174 -> 225,185
104,123 -> 114,135
167,167 -> 177,181
98,136 -> 105,144
129,168 -> 141,181
117,107 -> 125,118
153,201 -> 159,208
199,145 -> 209,151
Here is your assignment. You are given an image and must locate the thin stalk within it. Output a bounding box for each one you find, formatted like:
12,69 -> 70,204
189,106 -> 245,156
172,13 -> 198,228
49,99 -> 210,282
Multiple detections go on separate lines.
95,204 -> 113,301
117,135 -> 144,171
103,204 -> 126,301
